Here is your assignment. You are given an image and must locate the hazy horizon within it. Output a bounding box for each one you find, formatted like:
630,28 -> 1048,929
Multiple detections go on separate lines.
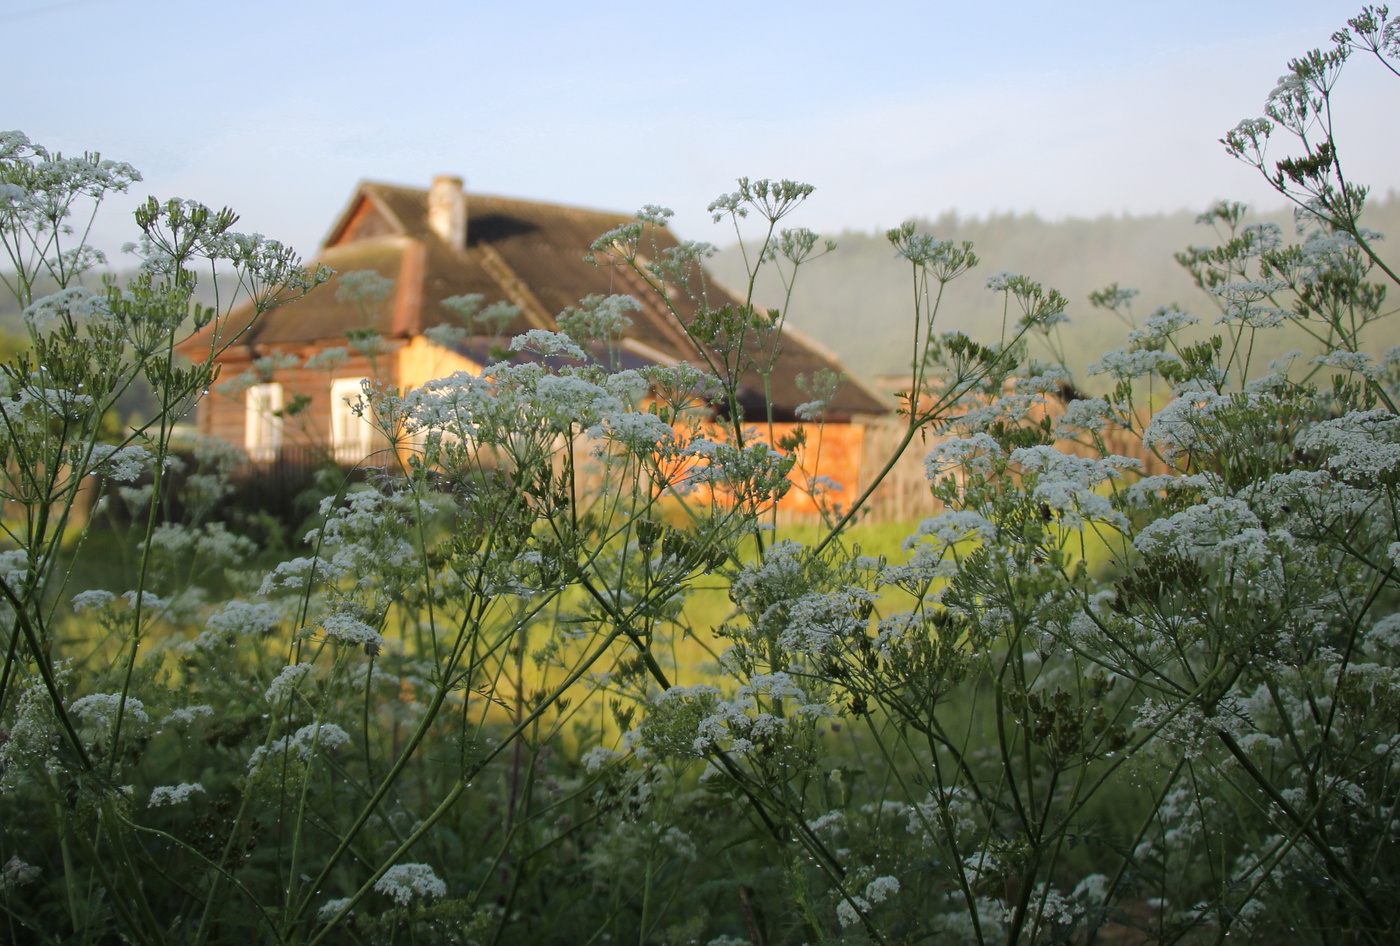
7,0 -> 1398,263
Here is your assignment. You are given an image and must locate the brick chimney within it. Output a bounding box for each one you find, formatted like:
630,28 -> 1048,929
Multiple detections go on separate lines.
427,175 -> 467,247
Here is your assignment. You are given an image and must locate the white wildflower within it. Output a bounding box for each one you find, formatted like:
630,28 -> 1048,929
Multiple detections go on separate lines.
318,897 -> 354,923
865,875 -> 900,904
148,782 -> 205,807
508,329 -> 587,361
70,692 -> 148,726
1088,347 -> 1181,381
247,721 -> 351,772
1312,350 -> 1379,380
258,556 -> 346,595
1298,410 -> 1400,481
1073,873 -> 1111,903
422,323 -> 467,350
374,862 -> 447,906
0,549 -> 29,588
1142,389 -> 1234,459
1055,397 -> 1114,435
924,434 -> 1002,480
162,705 -> 214,726
907,510 -> 997,552
205,601 -> 280,637
319,611 -> 386,653
1127,305 -> 1199,344
88,444 -> 153,483
22,286 -> 111,332
121,590 -> 165,611
836,895 -> 870,927
580,746 -> 626,774
1011,446 -> 1139,528
1134,496 -> 1260,559
264,663 -> 313,704
593,410 -> 674,451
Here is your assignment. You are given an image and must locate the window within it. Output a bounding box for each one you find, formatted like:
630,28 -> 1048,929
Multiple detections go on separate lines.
245,383 -> 284,461
330,377 -> 375,462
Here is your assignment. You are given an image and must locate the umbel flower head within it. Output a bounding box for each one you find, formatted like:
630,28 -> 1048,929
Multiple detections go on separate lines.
374,862 -> 447,906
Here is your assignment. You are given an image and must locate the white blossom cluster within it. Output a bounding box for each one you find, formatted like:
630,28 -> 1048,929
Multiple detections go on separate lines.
1011,446 -> 1139,529
1087,347 -> 1182,381
22,286 -> 112,333
373,862 -> 447,906
69,692 -> 147,726
263,663 -> 313,705
318,611 -> 386,653
693,672 -> 829,756
246,721 -> 350,772
147,782 -> 205,807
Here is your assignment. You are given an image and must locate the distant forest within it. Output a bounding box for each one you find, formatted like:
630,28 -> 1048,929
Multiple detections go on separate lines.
708,193 -> 1400,395
6,194 -> 1398,402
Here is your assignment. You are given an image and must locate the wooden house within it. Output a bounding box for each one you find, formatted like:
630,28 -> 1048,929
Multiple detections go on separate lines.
179,176 -> 890,511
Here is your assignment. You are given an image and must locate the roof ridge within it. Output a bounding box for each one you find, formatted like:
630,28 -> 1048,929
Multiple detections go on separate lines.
355,179 -> 638,222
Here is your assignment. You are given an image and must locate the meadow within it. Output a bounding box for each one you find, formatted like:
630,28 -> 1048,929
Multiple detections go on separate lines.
2,8 -> 1400,945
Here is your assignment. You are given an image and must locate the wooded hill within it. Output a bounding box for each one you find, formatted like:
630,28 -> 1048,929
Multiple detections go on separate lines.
6,194 -> 1398,402
708,194 -> 1400,395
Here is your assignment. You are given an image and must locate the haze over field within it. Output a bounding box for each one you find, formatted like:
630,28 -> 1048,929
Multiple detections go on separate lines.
709,194 -> 1400,389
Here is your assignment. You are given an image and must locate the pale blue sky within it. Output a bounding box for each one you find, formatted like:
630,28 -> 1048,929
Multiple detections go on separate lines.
7,0 -> 1398,259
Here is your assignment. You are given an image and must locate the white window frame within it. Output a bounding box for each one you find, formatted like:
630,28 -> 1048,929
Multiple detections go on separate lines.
245,382 -> 284,462
330,377 -> 375,462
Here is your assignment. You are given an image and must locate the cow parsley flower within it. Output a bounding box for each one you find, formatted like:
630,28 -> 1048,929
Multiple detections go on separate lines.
70,693 -> 148,726
1011,446 -> 1139,528
580,745 -> 626,774
318,897 -> 354,923
1087,347 -> 1182,381
1312,349 -> 1380,380
83,444 -> 152,483
205,601 -> 280,637
0,549 -> 29,589
1055,396 -> 1115,436
22,286 -> 111,332
1142,390 -> 1237,459
264,663 -> 313,704
163,705 -> 214,726
1134,496 -> 1261,559
1127,304 -> 1199,344
148,782 -> 205,807
374,862 -> 447,906
319,611 -> 386,652
593,410 -> 674,452
422,323 -> 467,350
837,895 -> 870,927
557,293 -> 639,343
907,510 -> 997,552
121,590 -> 165,611
986,271 -> 1023,291
1296,409 -> 1400,480
1210,277 -> 1291,327
336,270 -> 394,306
258,556 -> 346,595
303,346 -> 350,371
509,329 -> 587,361
865,876 -> 900,904
247,721 -> 351,772
924,434 -> 1002,480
